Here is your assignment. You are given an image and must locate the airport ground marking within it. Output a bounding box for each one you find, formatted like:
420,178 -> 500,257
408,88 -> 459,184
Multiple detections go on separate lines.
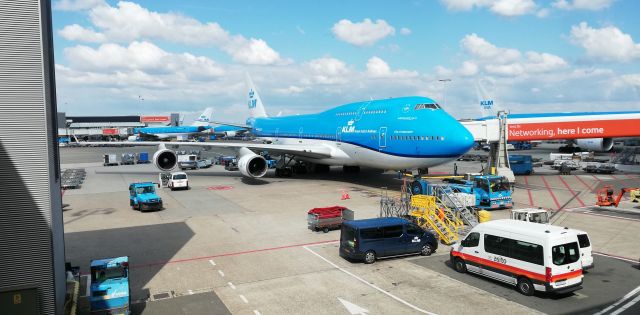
239,294 -> 248,304
129,239 -> 339,269
303,245 -> 436,315
540,176 -> 562,209
611,293 -> 640,315
209,260 -> 216,266
577,210 -> 640,222
253,310 -> 262,315
228,282 -> 236,290
523,177 -> 534,206
574,175 -> 592,191
218,270 -> 225,277
82,275 -> 90,297
593,251 -> 639,264
558,176 -> 585,207
610,174 -> 620,180
590,175 -> 602,189
593,285 -> 640,315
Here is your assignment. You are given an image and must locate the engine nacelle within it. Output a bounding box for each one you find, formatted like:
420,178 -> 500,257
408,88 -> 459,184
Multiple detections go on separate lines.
224,131 -> 237,138
237,147 -> 268,178
576,138 -> 613,152
153,149 -> 178,171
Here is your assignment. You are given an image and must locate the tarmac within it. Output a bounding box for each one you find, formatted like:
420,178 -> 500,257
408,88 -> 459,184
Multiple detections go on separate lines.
61,143 -> 640,315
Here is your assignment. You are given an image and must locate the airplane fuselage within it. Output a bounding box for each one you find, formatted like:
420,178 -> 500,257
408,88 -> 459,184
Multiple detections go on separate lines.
251,96 -> 474,170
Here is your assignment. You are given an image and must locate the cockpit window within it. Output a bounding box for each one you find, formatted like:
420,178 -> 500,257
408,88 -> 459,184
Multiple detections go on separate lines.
414,103 -> 440,110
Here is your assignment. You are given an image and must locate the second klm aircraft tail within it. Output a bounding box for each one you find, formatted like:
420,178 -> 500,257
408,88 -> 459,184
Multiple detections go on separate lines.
193,108 -> 214,126
246,73 -> 268,118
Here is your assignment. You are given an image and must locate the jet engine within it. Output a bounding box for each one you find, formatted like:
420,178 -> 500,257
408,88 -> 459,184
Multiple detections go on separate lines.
237,147 -> 268,178
576,138 -> 613,152
224,131 -> 237,138
153,149 -> 178,171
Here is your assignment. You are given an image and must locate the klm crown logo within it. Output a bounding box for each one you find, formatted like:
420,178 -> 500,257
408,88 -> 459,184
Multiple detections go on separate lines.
248,89 -> 255,99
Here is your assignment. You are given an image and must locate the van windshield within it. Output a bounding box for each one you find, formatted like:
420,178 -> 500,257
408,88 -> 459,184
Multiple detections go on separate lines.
489,178 -> 510,192
173,174 -> 187,180
552,242 -> 580,265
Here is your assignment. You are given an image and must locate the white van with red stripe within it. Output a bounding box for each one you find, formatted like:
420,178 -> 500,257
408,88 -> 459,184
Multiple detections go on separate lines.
450,220 -> 583,295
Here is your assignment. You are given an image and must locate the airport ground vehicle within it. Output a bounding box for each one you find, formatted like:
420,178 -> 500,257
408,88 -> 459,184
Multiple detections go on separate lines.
573,230 -> 593,270
307,206 -> 353,233
552,159 -> 580,171
103,154 -> 118,166
89,256 -> 130,314
433,175 -> 512,209
120,153 -> 135,165
128,182 -> 163,211
178,154 -> 198,170
451,220 -> 584,295
584,163 -> 616,174
137,152 -> 150,164
596,186 -> 640,207
510,208 -> 550,224
339,217 -> 438,264
510,141 -> 532,150
509,155 -> 533,175
167,172 -> 188,191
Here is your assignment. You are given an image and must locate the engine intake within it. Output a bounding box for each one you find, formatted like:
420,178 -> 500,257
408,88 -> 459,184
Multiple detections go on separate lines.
237,147 -> 268,178
576,138 -> 613,152
153,149 -> 178,171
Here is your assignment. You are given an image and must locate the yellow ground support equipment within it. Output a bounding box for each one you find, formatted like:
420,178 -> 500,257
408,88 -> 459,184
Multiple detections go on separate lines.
477,210 -> 491,223
409,195 -> 463,245
630,189 -> 640,203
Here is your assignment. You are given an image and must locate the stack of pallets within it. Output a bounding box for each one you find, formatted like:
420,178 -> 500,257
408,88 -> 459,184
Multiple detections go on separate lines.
61,168 -> 86,190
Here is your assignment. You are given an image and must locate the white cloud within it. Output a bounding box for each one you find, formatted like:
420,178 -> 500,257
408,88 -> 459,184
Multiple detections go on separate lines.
400,27 -> 412,35
59,24 -> 106,43
331,18 -> 395,46
459,61 -> 479,76
306,57 -> 352,84
64,41 -> 225,79
570,22 -> 640,62
366,56 -> 418,78
60,1 -> 284,65
440,0 -> 539,17
461,33 -> 521,62
553,0 -> 615,10
54,0 -> 105,11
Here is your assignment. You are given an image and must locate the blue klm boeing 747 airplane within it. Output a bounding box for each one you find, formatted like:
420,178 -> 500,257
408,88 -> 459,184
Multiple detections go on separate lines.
93,77 -> 474,179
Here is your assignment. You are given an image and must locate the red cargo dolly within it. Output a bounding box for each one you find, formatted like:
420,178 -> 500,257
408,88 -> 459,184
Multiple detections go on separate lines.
307,206 -> 354,233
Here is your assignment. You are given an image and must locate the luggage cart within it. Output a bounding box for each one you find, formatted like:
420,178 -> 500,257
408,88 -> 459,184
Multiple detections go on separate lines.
307,206 -> 354,233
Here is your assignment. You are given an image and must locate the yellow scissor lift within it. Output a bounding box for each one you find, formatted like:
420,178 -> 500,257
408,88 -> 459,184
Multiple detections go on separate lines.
409,195 -> 464,245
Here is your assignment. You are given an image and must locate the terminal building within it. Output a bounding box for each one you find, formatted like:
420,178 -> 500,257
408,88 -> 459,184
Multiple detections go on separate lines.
57,112 -> 180,140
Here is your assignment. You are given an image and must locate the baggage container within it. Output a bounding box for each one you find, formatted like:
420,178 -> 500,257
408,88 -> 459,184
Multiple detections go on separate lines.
307,206 -> 354,233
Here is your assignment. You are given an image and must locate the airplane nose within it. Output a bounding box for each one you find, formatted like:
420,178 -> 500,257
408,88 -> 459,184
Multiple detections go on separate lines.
452,123 -> 475,155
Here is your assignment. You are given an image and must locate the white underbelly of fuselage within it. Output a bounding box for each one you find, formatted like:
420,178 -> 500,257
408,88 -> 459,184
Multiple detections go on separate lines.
266,137 -> 454,170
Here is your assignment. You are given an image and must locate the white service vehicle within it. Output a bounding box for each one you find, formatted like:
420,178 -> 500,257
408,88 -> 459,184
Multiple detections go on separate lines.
511,208 -> 550,224
168,172 -> 189,191
573,229 -> 593,270
450,220 -> 584,296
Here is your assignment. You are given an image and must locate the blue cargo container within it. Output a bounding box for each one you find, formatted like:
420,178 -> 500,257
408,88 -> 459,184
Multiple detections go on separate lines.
137,152 -> 150,164
509,154 -> 533,175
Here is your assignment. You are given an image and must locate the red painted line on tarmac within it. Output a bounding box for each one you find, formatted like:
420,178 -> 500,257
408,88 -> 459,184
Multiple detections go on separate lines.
130,239 -> 339,269
571,210 -> 640,222
540,176 -> 562,210
590,175 -> 602,189
610,174 -> 619,180
523,177 -> 534,207
574,175 -> 592,191
558,176 -> 585,207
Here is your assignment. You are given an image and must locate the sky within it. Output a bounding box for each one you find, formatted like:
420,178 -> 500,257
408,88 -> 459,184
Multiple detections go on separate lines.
52,0 -> 640,122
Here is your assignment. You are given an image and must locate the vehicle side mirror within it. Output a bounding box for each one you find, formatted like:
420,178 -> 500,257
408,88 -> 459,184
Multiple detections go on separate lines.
157,183 -> 160,188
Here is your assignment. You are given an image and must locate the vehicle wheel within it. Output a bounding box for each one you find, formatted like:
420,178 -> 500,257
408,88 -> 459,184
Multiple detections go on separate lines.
420,244 -> 434,256
275,168 -> 282,177
411,181 -> 423,195
136,203 -> 141,211
364,250 -> 376,264
323,227 -> 329,233
517,277 -> 534,296
454,258 -> 467,273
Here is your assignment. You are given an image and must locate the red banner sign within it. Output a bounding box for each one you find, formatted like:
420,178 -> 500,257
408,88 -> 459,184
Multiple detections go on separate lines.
102,128 -> 119,135
140,116 -> 170,123
508,119 -> 640,141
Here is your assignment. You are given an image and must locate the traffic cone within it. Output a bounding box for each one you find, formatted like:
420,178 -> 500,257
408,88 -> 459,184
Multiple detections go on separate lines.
341,190 -> 350,200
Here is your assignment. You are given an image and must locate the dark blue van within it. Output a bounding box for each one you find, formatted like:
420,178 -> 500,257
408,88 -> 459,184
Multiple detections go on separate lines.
339,217 -> 438,264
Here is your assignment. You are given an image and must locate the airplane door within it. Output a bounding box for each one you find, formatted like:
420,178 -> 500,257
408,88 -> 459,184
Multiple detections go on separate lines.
336,127 -> 342,143
274,128 -> 279,140
379,127 -> 387,149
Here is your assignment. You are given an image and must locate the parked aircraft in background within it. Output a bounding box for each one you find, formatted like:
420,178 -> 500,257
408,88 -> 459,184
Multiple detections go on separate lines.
129,108 -> 213,141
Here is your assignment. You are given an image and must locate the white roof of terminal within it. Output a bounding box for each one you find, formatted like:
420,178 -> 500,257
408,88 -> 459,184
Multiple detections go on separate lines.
69,122 -> 145,128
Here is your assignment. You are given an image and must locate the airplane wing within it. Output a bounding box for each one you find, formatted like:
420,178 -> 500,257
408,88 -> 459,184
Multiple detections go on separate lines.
83,141 -> 333,159
209,121 -> 251,129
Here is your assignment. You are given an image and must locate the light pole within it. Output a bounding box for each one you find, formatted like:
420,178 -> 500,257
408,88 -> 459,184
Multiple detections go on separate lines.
438,79 -> 451,106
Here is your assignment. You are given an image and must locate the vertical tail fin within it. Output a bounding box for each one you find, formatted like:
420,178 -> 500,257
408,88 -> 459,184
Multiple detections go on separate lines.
193,108 -> 213,126
476,78 -> 500,118
246,73 -> 268,118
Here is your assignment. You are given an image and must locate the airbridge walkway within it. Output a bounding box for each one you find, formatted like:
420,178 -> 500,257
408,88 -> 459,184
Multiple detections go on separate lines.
461,111 -> 640,142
